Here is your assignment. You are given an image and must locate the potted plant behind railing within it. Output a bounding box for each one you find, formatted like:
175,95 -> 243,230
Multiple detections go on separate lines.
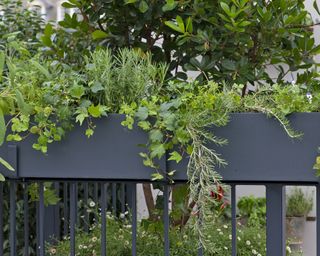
286,187 -> 314,253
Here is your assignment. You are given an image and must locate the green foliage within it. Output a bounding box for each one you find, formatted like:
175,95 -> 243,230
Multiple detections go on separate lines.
1,37 -> 320,247
0,0 -> 44,51
286,187 -> 313,217
58,0 -> 320,86
84,48 -> 167,111
49,212 -> 267,256
237,196 -> 266,226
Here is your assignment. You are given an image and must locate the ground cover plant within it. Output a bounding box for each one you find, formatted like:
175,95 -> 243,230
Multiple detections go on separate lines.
48,201 -> 268,256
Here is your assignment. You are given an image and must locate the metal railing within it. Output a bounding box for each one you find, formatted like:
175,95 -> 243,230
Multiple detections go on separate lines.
0,178 -> 318,256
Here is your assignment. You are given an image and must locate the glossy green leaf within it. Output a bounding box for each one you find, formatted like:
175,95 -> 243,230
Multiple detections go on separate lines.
92,30 -> 108,40
220,2 -> 231,16
0,157 -> 14,171
168,151 -> 182,163
150,144 -> 166,159
186,17 -> 193,33
139,1 -> 149,13
135,106 -> 148,120
0,108 -> 5,146
162,0 -> 177,12
0,51 -> 5,82
149,129 -> 163,142
88,105 -> 102,118
70,86 -> 85,99
164,21 -> 183,33
176,16 -> 185,33
151,173 -> 164,181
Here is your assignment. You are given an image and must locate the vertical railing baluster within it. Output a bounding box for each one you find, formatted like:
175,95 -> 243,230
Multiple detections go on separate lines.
112,183 -> 117,215
54,182 -> 60,240
317,184 -> 320,255
266,184 -> 285,256
94,182 -> 99,223
9,180 -> 16,256
0,182 -> 3,255
121,183 -> 125,213
164,184 -> 170,256
75,183 -> 79,225
84,182 -> 89,233
197,215 -> 203,256
36,200 -> 39,256
231,184 -> 237,256
198,196 -> 203,256
63,182 -> 69,237
101,182 -> 107,256
39,182 -> 45,256
70,182 -> 77,256
131,183 -> 137,256
24,182 -> 29,256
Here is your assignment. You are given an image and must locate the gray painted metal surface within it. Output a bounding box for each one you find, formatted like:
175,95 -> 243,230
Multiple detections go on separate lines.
1,113 -> 320,256
1,113 -> 320,182
173,112 -> 320,183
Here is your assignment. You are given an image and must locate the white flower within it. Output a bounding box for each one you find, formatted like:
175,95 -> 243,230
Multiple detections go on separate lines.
257,254 -> 261,256
216,228 -> 221,232
252,249 -> 257,254
91,237 -> 98,242
49,248 -> 56,255
229,235 -> 232,240
237,237 -> 241,241
119,213 -> 125,219
79,245 -> 83,249
286,246 -> 292,254
124,211 -> 129,215
219,231 -> 223,235
224,246 -> 228,250
89,201 -> 95,208
223,225 -> 228,229
306,92 -> 313,103
246,240 -> 251,246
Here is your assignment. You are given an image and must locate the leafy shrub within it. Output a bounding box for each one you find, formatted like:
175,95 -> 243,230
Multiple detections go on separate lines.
0,0 -> 44,51
57,0 -> 320,87
237,196 -> 266,226
286,187 -> 313,217
48,213 -> 267,256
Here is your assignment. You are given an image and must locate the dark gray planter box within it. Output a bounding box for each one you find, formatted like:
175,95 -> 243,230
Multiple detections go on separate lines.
0,114 -> 165,180
1,113 -> 319,182
172,112 -> 320,183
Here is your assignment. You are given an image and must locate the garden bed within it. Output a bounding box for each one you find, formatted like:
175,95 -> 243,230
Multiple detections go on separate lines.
1,113 -> 320,182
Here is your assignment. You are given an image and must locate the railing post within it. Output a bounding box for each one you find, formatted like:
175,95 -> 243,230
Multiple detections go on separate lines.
231,184 -> 237,256
163,184 -> 170,256
131,183 -> 137,256
266,184 -> 285,256
317,184 -> 320,255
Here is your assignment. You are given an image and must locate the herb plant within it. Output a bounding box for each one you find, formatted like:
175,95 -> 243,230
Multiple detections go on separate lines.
286,187 -> 313,217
